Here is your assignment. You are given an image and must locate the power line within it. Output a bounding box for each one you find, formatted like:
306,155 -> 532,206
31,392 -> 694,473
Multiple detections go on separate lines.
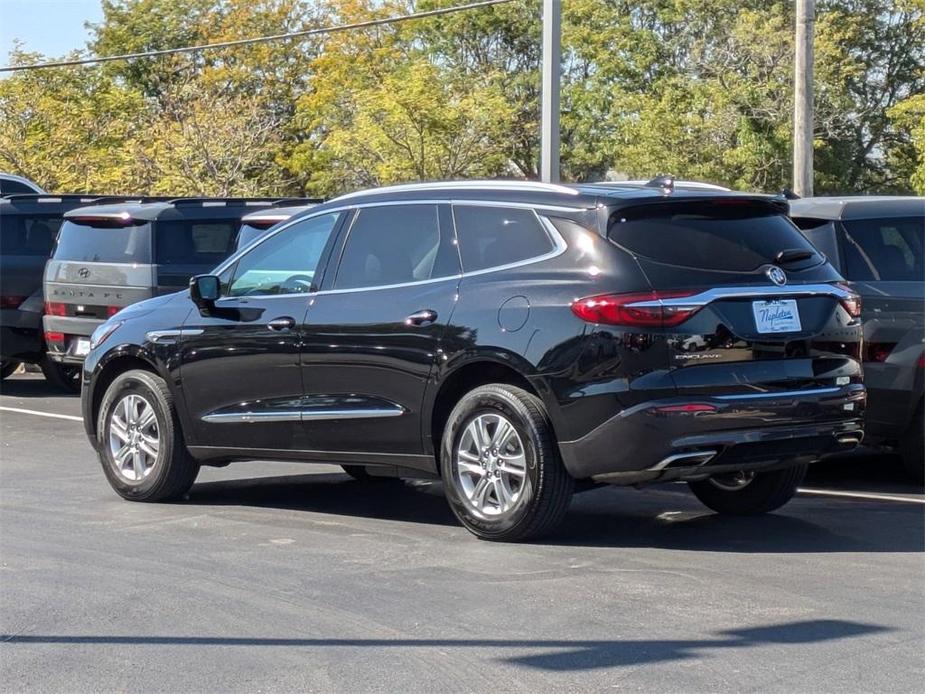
0,0 -> 517,73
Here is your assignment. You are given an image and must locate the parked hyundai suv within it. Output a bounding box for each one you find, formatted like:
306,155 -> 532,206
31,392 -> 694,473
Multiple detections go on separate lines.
1,194 -> 118,386
790,196 -> 924,481
80,181 -> 865,541
43,197 -> 282,386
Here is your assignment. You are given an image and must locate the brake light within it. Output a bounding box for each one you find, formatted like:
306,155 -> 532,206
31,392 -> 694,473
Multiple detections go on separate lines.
835,283 -> 861,318
107,306 -> 121,317
0,295 -> 26,309
866,342 -> 896,363
571,291 -> 701,328
45,301 -> 66,316
44,331 -> 65,343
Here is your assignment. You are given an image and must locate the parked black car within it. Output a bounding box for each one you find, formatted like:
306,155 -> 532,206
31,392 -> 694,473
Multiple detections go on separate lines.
43,197 -> 284,388
1,194 -> 118,385
790,196 -> 924,481
81,181 -> 865,541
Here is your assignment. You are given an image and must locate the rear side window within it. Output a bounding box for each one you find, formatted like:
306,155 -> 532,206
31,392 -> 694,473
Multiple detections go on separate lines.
53,220 -> 151,263
453,205 -> 554,272
0,214 -> 62,256
334,204 -> 456,289
156,221 -> 238,266
608,201 -> 820,272
842,217 -> 924,281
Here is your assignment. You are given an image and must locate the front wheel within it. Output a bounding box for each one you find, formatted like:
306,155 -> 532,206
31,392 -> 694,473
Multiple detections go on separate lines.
441,384 -> 573,542
96,369 -> 199,502
688,465 -> 807,515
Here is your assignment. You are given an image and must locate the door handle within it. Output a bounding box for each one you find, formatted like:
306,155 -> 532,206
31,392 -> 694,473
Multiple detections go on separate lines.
267,317 -> 295,332
405,309 -> 438,326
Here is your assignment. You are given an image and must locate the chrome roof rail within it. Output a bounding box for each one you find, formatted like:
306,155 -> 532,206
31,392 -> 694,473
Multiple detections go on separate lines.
332,180 -> 581,202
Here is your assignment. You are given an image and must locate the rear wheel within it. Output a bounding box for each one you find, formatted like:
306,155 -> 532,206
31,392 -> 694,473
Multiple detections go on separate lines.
41,358 -> 81,393
441,384 -> 573,542
688,464 -> 807,515
899,403 -> 924,484
0,360 -> 19,380
96,369 -> 199,501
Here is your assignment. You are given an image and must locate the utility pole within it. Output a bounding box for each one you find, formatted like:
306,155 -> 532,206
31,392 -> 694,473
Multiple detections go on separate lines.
540,0 -> 561,183
793,0 -> 814,197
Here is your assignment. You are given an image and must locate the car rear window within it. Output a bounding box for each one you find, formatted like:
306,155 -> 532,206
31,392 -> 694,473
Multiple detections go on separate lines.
155,220 -> 238,265
842,217 -> 924,281
453,205 -> 555,272
608,201 -> 821,272
0,214 -> 62,256
53,220 -> 152,263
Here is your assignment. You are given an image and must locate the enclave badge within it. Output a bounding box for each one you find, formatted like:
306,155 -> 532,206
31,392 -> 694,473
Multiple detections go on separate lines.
766,265 -> 787,286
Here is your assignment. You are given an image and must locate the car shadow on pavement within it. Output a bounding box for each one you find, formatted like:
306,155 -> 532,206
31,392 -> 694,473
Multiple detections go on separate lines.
0,619 -> 891,672
0,374 -> 73,398
187,473 -> 925,554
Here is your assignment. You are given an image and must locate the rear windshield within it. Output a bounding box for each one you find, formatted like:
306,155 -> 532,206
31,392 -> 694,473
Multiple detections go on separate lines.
155,220 -> 238,265
0,214 -> 63,256
608,201 -> 821,271
53,220 -> 151,263
842,217 -> 924,281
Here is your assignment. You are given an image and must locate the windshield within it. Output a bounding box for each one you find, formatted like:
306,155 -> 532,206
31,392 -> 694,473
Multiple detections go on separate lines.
0,213 -> 63,256
52,220 -> 151,263
608,201 -> 821,272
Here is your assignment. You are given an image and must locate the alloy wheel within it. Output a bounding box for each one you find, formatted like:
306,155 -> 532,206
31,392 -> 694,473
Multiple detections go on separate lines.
108,393 -> 160,483
455,413 -> 528,518
709,470 -> 756,491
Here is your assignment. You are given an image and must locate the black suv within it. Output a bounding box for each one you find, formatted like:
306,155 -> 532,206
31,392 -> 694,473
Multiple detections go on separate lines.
81,181 -> 865,541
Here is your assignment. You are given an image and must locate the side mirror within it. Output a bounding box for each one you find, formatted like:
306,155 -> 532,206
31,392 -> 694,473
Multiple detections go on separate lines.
190,274 -> 220,315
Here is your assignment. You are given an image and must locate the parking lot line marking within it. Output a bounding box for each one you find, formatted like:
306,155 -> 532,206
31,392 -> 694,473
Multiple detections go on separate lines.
798,487 -> 925,505
0,406 -> 82,423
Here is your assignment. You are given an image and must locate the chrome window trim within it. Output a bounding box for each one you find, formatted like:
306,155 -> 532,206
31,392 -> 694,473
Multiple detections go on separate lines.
626,283 -> 853,308
714,386 -> 843,401
202,406 -> 404,423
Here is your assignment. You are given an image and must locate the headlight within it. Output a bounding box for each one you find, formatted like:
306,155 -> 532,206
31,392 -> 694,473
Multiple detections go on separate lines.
90,321 -> 123,350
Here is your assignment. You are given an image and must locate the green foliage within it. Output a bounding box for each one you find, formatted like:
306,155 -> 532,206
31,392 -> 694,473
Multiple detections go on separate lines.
0,0 -> 922,196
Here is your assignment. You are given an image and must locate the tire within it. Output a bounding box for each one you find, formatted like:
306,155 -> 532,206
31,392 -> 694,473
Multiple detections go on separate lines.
41,358 -> 81,393
440,384 -> 573,542
899,403 -> 924,484
688,464 -> 807,515
96,369 -> 199,502
0,360 -> 19,380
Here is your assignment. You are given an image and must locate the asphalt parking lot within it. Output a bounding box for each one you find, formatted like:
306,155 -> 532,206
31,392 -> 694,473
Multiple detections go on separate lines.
1,373 -> 923,693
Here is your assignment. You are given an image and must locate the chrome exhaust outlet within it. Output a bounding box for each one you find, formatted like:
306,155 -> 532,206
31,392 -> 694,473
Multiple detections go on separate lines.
650,450 -> 719,471
835,431 -> 864,446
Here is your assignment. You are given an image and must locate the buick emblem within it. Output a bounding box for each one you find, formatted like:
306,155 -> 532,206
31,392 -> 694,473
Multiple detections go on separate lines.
766,266 -> 787,286
78,267 -> 90,278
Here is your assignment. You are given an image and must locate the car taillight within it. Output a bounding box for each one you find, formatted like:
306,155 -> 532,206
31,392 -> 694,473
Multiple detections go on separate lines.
866,342 -> 897,363
45,301 -> 66,316
835,283 -> 861,318
0,295 -> 26,309
570,291 -> 701,328
44,331 -> 65,343
107,306 -> 120,317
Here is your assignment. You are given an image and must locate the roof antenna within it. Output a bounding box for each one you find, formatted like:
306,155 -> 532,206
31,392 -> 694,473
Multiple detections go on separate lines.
645,174 -> 675,194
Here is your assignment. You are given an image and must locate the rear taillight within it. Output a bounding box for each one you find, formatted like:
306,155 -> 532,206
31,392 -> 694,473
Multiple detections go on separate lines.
571,291 -> 701,328
45,301 -> 66,316
106,306 -> 121,317
835,283 -> 862,318
44,331 -> 65,344
0,295 -> 26,309
866,342 -> 897,363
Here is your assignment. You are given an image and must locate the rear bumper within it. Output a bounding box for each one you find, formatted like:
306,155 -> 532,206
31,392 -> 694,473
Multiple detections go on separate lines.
558,384 -> 866,482
43,315 -> 103,365
0,325 -> 44,363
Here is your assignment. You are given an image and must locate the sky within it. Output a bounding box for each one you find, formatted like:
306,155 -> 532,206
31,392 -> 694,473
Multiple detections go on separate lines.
0,0 -> 103,62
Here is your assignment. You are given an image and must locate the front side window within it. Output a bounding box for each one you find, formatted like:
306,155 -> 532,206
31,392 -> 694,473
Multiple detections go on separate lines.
333,204 -> 455,290
453,205 -> 555,272
842,217 -> 924,281
227,213 -> 339,297
155,221 -> 238,266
